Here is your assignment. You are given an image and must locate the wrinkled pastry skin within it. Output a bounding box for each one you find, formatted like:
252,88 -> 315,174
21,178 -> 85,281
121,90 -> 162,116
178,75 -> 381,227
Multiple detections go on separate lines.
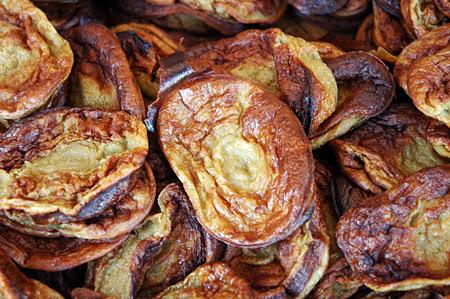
158,73 -> 314,248
0,0 -> 73,120
337,165 -> 450,292
0,108 -> 148,221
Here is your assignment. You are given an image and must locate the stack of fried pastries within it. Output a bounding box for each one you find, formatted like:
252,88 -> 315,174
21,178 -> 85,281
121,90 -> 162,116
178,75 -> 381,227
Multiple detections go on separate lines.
0,0 -> 449,298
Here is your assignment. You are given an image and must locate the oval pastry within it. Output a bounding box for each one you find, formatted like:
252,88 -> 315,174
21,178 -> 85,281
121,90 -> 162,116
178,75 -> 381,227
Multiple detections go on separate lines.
0,108 -> 148,221
0,0 -> 73,120
158,65 -> 314,247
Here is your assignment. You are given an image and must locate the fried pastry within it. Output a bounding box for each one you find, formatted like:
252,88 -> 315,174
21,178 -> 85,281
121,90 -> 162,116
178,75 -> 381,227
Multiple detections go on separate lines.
0,225 -> 128,271
154,262 -> 254,299
1,163 -> 156,239
333,173 -> 371,215
330,103 -> 450,193
337,164 -> 450,292
374,0 -> 401,16
115,0 -> 286,35
112,23 -> 178,100
401,0 -> 447,38
219,160 -> 333,298
394,24 -> 450,104
331,0 -> 370,18
157,52 -> 314,247
87,183 -> 220,299
0,249 -> 64,298
435,0 -> 450,18
187,28 -> 338,134
309,52 -> 395,149
0,0 -> 73,120
407,46 -> 450,128
62,23 -> 146,121
0,108 -> 148,223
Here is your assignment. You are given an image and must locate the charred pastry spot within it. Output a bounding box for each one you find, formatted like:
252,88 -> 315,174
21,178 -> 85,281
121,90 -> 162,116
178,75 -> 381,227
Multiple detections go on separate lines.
116,30 -> 153,59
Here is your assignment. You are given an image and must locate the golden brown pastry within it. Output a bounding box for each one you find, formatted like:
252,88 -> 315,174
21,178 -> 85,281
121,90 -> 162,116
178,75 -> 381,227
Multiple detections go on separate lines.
0,163 -> 156,239
401,0 -> 448,38
309,52 -> 395,149
0,0 -> 73,120
407,46 -> 450,128
112,23 -> 178,100
0,108 -> 148,223
330,103 -> 450,194
157,53 -> 314,247
222,160 -> 334,298
115,0 -> 286,35
333,173 -> 371,214
71,288 -> 117,299
0,249 -> 64,298
187,28 -> 338,134
0,225 -> 128,271
154,262 -> 255,298
394,23 -> 450,91
337,164 -> 450,292
62,23 -> 146,121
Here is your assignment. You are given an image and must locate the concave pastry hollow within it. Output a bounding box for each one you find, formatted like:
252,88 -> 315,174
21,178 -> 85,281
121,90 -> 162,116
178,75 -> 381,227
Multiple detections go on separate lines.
0,0 -> 73,120
0,108 -> 148,222
157,58 -> 314,248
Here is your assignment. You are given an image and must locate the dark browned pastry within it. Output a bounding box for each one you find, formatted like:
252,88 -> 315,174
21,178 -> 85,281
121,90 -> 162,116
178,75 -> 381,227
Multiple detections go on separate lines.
330,103 -> 450,194
1,163 -> 156,239
187,28 -> 338,134
272,12 -> 329,41
221,160 -> 334,298
115,0 -> 287,35
137,183 -> 218,298
0,249 -> 64,298
292,9 -> 368,32
310,41 -> 346,60
394,23 -> 450,90
310,258 -> 363,299
401,0 -> 448,38
337,164 -> 450,291
289,0 -> 348,15
333,173 -> 371,215
32,0 -> 106,30
157,52 -> 314,248
154,262 -> 255,298
62,23 -> 146,121
0,108 -> 148,223
373,2 -> 409,55
309,51 -> 395,149
72,288 -> 116,299
0,0 -> 73,120
434,0 -> 450,18
86,183 -> 222,298
331,0 -> 370,18
112,23 -> 178,100
0,225 -> 128,271
374,0 -> 401,16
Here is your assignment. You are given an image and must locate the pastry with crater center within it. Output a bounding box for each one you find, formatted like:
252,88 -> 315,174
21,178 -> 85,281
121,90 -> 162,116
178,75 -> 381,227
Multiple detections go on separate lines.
157,52 -> 314,248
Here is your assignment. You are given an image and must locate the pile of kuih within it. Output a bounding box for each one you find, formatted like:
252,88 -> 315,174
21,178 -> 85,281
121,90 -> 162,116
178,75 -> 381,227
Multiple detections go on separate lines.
0,0 -> 449,298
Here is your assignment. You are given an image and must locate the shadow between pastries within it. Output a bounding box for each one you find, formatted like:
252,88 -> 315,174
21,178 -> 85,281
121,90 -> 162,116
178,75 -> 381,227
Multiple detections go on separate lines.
337,164 -> 450,292
156,52 -> 314,248
0,108 -> 148,223
0,0 -> 73,120
62,23 -> 146,121
330,103 -> 450,194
